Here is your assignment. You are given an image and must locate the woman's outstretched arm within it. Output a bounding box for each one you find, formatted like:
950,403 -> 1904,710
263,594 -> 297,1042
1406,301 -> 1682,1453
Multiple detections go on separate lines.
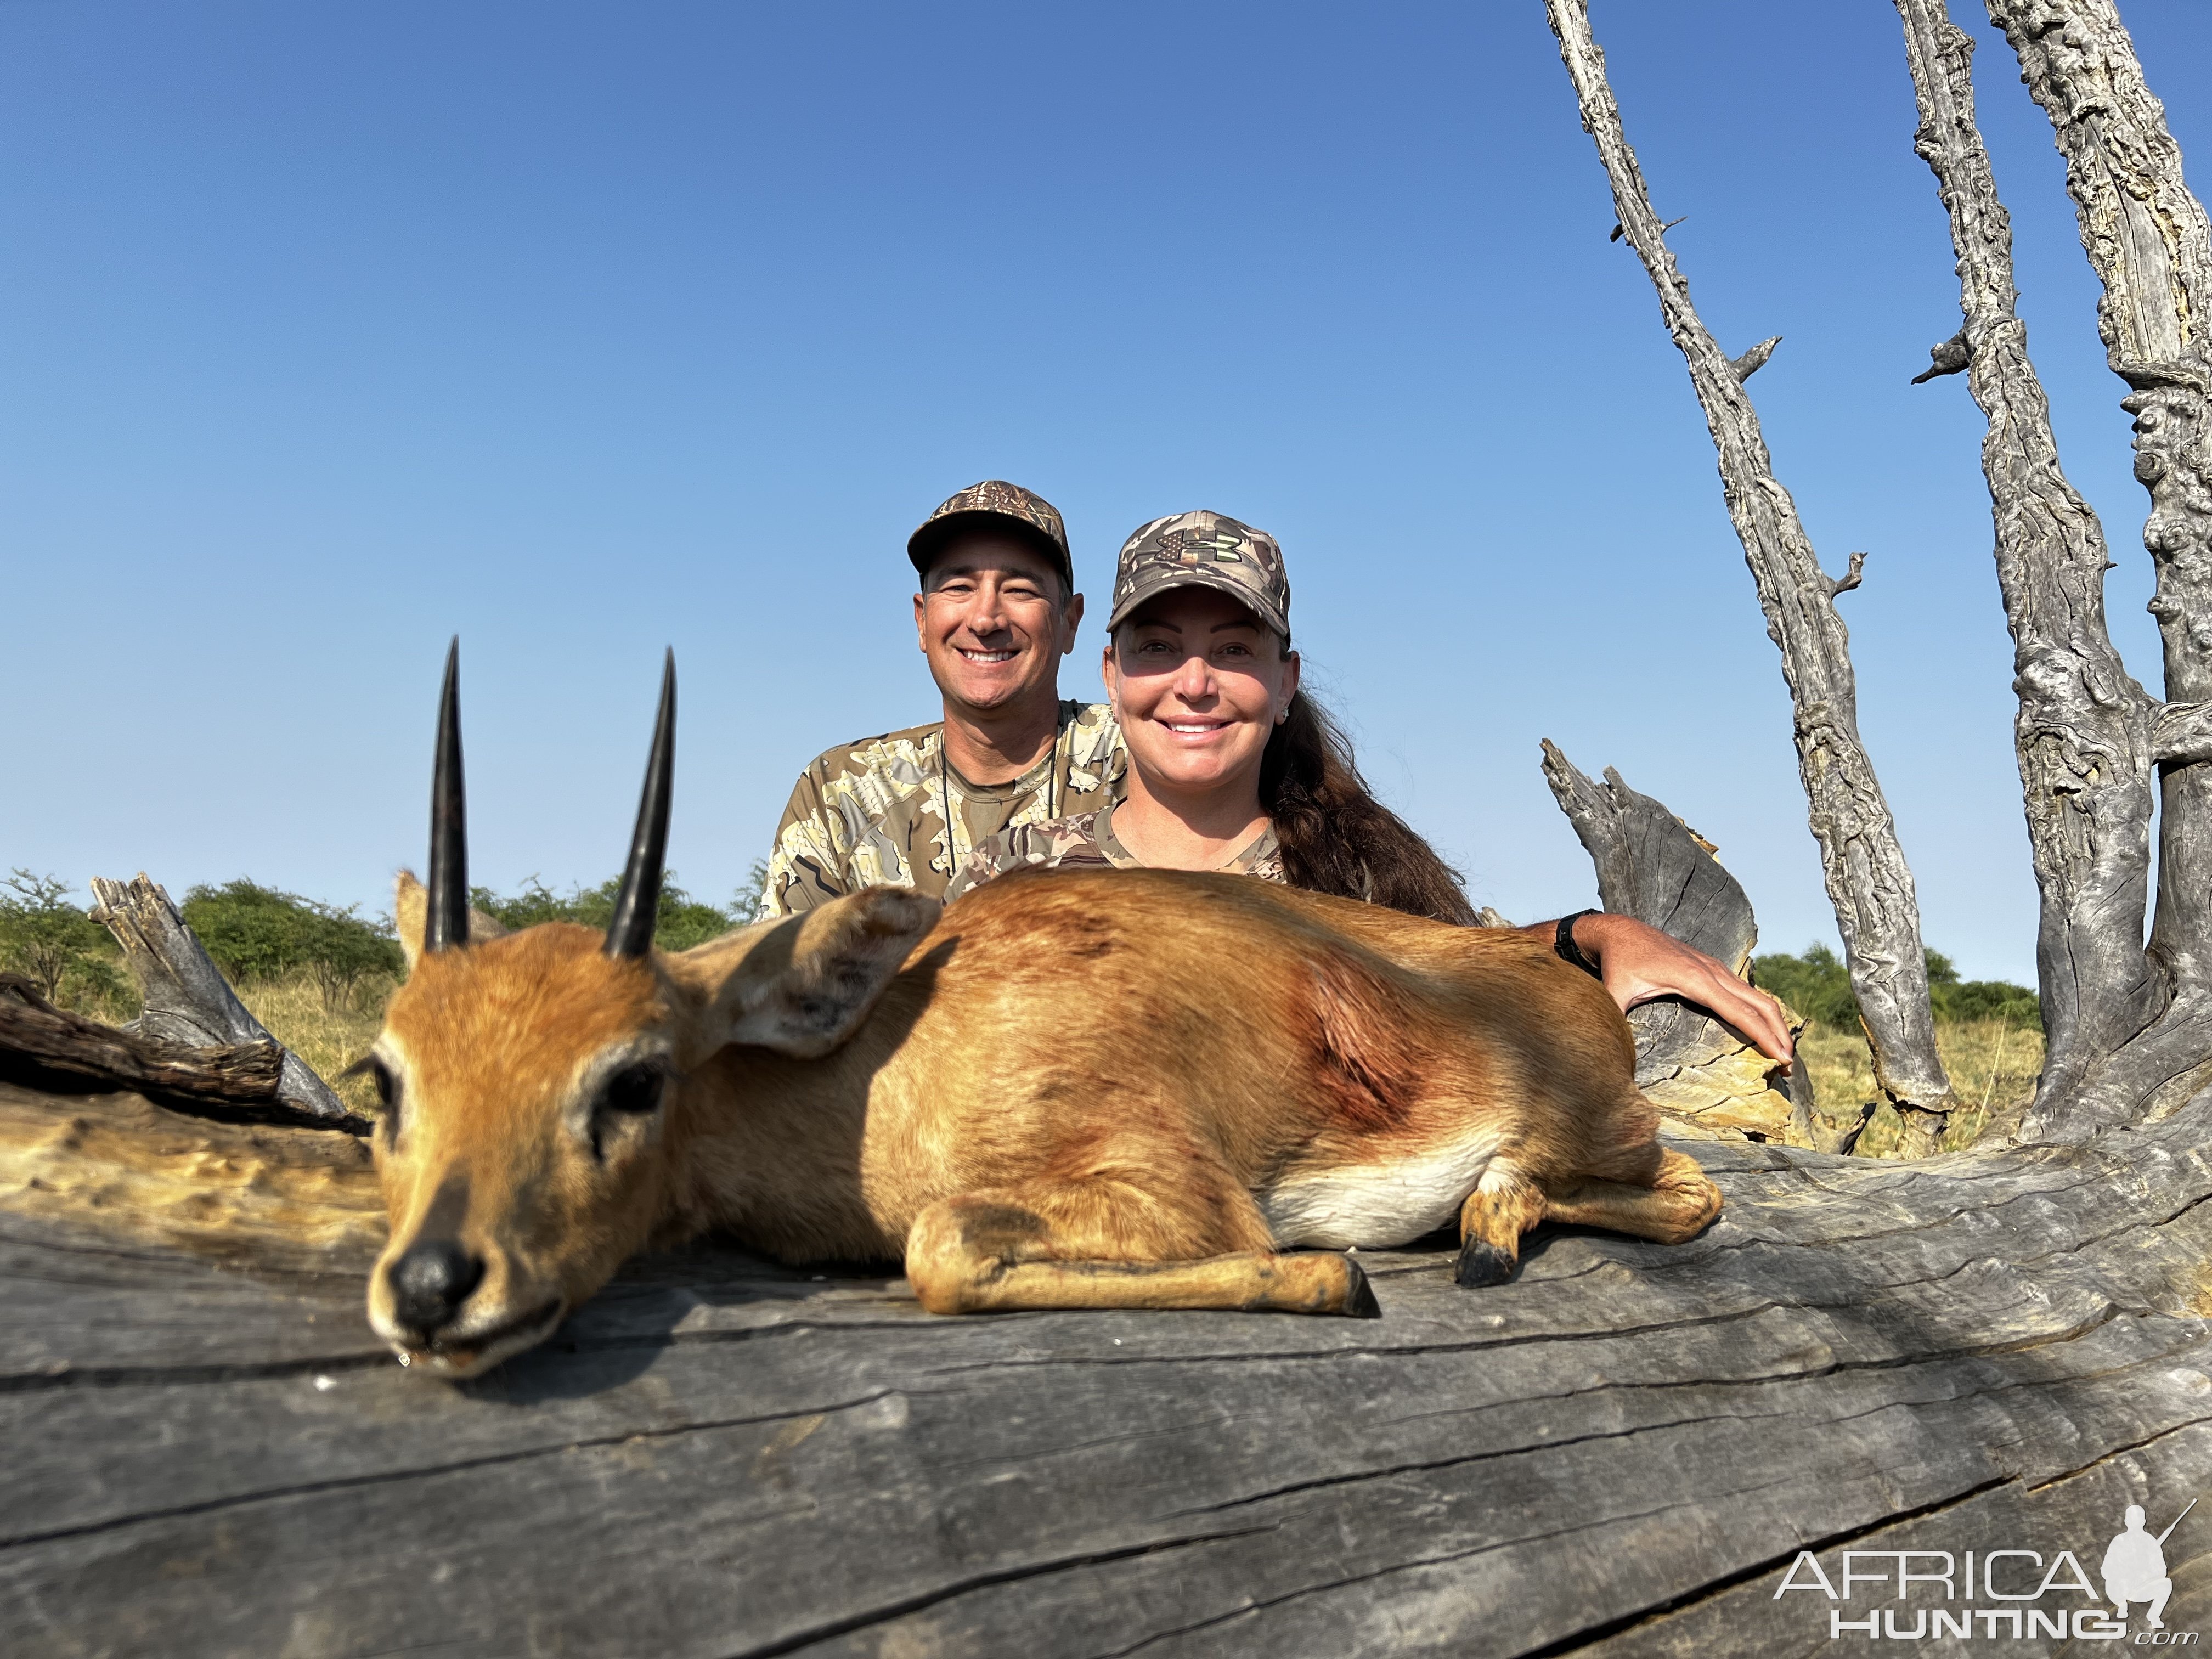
1527,912 -> 1796,1063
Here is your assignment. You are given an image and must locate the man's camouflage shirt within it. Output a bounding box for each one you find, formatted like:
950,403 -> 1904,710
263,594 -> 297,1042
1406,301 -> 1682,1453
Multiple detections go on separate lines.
943,800 -> 1285,902
758,701 -> 1126,917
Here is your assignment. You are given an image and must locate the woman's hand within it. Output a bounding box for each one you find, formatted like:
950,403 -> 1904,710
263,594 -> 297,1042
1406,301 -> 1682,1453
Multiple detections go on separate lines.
1566,912 -> 1795,1063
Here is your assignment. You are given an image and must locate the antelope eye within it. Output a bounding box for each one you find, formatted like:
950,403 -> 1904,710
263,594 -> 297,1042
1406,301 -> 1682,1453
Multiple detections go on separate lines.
587,1063 -> 664,1163
599,1063 -> 664,1119
362,1058 -> 400,1138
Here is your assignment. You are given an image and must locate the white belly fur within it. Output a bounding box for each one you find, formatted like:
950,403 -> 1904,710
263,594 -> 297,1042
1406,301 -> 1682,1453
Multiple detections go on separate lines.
1260,1128 -> 1506,1249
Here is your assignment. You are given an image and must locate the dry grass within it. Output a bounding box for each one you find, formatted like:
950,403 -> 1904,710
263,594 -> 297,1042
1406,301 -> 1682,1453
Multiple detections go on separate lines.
1799,1015 -> 2045,1119
97,958 -> 2058,1133
234,972 -> 396,1116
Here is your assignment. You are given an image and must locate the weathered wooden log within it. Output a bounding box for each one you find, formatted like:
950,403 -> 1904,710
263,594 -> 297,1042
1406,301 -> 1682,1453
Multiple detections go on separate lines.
0,973 -> 278,1100
4,766 -> 2201,1652
0,1081 -> 382,1268
0,974 -> 368,1136
4,1079 -> 2211,1655
1543,0 -> 1959,1149
87,872 -> 353,1123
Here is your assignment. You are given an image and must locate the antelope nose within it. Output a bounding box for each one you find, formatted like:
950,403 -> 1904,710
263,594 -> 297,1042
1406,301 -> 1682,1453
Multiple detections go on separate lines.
388,1238 -> 484,1335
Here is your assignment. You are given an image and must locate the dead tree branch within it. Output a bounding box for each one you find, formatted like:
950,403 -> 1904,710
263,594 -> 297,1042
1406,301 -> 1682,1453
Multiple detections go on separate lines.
1728,335 -> 1780,382
1911,329 -> 1973,383
0,974 -> 366,1133
1894,0 -> 2163,1141
1544,0 -> 1956,1149
0,973 -> 278,1103
2153,701 -> 2212,766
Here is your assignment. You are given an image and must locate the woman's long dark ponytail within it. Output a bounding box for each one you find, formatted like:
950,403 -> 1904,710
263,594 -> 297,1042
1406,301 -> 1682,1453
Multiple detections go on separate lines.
1259,689 -> 1479,925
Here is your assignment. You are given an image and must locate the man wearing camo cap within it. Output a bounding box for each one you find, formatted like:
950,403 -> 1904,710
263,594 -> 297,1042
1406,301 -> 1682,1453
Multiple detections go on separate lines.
757,480 -> 1127,916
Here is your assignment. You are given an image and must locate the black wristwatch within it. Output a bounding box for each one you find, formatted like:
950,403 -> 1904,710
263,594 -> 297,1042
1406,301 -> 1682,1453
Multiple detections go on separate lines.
1555,909 -> 1604,978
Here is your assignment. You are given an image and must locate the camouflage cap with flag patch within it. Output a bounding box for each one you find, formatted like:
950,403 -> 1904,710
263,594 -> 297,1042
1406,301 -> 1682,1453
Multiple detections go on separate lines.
907,480 -> 1073,592
1108,510 -> 1292,641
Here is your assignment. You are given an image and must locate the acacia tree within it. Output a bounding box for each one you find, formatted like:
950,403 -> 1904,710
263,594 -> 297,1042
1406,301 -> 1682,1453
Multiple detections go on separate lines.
0,870 -> 126,1013
1544,0 -> 2212,1152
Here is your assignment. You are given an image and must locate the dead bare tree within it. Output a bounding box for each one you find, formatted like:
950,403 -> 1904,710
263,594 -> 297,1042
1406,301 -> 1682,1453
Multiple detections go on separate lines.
1550,0 -> 2212,1152
1545,0 -> 1959,1156
1892,0 -> 2166,1147
1957,0 -> 2212,1141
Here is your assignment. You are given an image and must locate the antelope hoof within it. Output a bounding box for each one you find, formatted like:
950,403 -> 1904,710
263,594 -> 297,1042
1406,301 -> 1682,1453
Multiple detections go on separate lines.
1343,1257 -> 1381,1319
1454,1238 -> 1517,1289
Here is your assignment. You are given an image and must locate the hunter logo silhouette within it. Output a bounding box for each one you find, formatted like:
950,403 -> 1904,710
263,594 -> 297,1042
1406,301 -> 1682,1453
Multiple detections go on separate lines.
2104,1499 -> 2193,1630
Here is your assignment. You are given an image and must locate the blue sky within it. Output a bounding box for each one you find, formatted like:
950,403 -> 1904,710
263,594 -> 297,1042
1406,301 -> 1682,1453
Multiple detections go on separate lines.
5,1 -> 2209,983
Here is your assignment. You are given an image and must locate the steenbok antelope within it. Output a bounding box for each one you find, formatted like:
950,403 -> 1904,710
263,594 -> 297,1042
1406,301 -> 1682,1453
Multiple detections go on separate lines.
363,646 -> 1721,1376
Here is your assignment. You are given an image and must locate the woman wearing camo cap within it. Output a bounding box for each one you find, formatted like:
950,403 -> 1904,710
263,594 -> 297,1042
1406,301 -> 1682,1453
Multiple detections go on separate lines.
945,510 -> 1474,919
945,509 -> 1793,1060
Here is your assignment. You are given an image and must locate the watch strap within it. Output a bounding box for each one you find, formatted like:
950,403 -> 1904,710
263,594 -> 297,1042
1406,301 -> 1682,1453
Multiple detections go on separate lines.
1555,909 -> 1604,978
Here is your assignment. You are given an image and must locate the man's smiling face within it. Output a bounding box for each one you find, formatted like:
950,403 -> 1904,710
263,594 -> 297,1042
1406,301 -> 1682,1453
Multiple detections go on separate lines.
913,533 -> 1084,719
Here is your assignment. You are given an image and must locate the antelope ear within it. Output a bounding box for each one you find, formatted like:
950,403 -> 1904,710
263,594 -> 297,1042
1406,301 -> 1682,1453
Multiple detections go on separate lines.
396,872 -> 431,969
393,870 -> 509,970
706,887 -> 940,1059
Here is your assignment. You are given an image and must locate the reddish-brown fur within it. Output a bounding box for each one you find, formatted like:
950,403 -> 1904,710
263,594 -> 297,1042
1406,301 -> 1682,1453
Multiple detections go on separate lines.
367,865 -> 1721,1377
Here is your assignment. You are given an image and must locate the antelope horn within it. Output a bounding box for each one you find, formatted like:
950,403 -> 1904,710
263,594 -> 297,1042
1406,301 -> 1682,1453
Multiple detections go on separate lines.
605,650 -> 676,960
424,638 -> 470,953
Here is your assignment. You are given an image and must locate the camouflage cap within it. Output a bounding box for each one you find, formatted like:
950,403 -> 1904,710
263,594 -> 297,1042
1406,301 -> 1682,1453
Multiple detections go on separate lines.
907,480 -> 1073,592
1108,510 -> 1291,640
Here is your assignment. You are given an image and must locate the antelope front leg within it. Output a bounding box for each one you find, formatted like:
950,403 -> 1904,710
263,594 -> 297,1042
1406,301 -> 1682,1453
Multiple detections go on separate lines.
903,1186 -> 1380,1319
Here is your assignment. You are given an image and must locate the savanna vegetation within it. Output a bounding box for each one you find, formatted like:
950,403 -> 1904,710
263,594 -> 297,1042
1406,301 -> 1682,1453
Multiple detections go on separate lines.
0,870 -> 132,1015
0,864 -> 766,1114
1753,943 -> 2044,1116
4,861 -> 2041,1120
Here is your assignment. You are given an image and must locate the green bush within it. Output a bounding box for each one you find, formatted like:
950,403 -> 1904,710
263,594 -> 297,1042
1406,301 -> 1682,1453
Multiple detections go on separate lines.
1752,943 -> 2041,1033
1925,949 -> 2042,1026
181,879 -> 404,1006
1750,943 -> 1860,1028
0,870 -> 131,1015
472,862 -> 765,953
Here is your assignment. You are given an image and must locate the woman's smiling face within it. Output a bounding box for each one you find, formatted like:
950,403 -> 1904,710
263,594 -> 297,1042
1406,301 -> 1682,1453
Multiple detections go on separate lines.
1104,587 -> 1300,800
